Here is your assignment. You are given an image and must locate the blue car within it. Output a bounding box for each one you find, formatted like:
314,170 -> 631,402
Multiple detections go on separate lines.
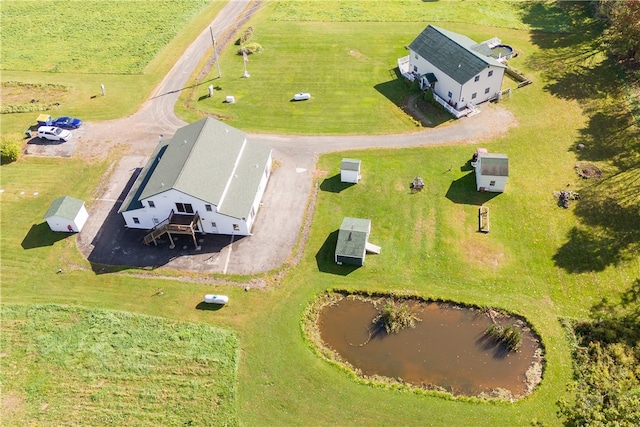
52,116 -> 82,129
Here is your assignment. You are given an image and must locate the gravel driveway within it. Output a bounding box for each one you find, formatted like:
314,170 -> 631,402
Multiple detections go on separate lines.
30,0 -> 518,276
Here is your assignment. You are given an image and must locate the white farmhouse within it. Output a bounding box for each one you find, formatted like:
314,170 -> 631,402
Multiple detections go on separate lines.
404,25 -> 507,115
44,196 -> 89,232
119,118 -> 272,241
475,152 -> 509,193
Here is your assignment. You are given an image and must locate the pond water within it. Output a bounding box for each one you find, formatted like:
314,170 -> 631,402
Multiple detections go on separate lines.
317,296 -> 542,398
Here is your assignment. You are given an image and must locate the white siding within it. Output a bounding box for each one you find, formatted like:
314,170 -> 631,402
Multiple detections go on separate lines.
340,170 -> 359,184
121,188 -> 256,236
45,204 -> 89,232
459,66 -> 505,107
409,50 -> 505,108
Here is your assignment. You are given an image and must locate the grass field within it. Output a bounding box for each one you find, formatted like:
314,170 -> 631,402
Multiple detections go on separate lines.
0,304 -> 239,426
1,1 -> 639,426
0,0 -> 227,135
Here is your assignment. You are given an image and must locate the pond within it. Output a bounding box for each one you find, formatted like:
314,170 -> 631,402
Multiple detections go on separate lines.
314,294 -> 543,399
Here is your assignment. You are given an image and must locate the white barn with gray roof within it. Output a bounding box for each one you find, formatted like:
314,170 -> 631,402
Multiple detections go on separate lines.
407,25 -> 506,111
119,117 -> 272,236
475,153 -> 509,193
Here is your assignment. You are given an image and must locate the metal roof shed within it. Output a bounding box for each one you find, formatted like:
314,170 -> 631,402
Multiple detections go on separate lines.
340,158 -> 361,184
44,196 -> 89,232
335,217 -> 371,266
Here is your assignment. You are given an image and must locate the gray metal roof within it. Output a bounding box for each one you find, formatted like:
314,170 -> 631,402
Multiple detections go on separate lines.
335,217 -> 371,259
120,118 -> 272,219
341,158 -> 361,172
409,25 -> 505,85
44,196 -> 85,220
479,153 -> 509,177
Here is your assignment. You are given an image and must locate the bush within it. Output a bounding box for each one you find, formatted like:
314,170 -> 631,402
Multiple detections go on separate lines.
376,301 -> 420,334
235,26 -> 254,45
237,43 -> 263,56
483,323 -> 522,352
1,138 -> 21,164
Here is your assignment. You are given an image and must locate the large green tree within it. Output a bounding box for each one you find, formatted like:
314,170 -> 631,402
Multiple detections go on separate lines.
596,0 -> 640,62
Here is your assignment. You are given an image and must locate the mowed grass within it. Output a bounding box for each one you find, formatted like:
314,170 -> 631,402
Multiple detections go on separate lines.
0,0 -> 227,134
176,0 -> 574,134
0,0 -> 211,74
0,304 -> 239,426
1,1 -> 639,426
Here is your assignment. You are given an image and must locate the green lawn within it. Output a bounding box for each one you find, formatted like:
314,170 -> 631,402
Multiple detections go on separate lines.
0,0 -> 227,135
1,1 -> 639,426
0,304 -> 239,426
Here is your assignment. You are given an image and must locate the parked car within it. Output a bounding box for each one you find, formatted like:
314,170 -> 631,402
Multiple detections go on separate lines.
52,116 -> 82,129
37,126 -> 72,142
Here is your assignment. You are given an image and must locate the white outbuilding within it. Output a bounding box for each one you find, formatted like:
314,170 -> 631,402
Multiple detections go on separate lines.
475,153 -> 509,193
44,196 -> 89,232
340,158 -> 361,184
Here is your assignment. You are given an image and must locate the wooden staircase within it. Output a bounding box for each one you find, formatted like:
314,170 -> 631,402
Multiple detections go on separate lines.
143,210 -> 202,249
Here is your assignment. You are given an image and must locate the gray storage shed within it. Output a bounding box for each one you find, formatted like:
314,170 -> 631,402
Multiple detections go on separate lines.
335,217 -> 371,266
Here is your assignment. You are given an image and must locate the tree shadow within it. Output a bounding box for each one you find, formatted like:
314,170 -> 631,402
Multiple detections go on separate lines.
572,107 -> 640,170
553,173 -> 640,272
319,174 -> 355,193
21,222 -> 70,249
315,230 -> 360,275
576,278 -> 640,347
445,172 -> 500,206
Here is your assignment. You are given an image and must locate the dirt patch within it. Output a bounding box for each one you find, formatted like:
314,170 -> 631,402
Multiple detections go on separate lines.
575,161 -> 602,179
411,207 -> 436,250
460,236 -> 506,269
1,394 -> 25,416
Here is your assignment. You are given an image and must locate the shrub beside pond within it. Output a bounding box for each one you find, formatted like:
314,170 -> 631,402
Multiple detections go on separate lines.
483,323 -> 523,352
376,300 -> 421,334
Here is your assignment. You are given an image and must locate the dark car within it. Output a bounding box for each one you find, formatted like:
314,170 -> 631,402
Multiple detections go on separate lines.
52,116 -> 82,129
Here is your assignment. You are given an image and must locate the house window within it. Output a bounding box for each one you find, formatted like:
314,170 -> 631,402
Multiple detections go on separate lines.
447,91 -> 452,98
148,201 -> 155,208
414,54 -> 418,60
413,65 -> 417,73
472,92 -> 477,99
211,222 -> 217,228
488,70 -> 493,77
490,180 -> 496,186
233,224 -> 240,231
205,204 -> 212,212
474,75 -> 480,82
133,217 -> 140,224
485,87 -> 490,94
175,203 -> 194,214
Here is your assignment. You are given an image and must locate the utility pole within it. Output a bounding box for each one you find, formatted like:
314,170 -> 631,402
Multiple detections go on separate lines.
210,27 -> 221,78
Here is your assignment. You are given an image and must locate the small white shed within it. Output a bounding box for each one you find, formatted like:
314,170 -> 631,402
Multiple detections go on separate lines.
340,158 -> 361,184
44,196 -> 89,232
475,153 -> 509,193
